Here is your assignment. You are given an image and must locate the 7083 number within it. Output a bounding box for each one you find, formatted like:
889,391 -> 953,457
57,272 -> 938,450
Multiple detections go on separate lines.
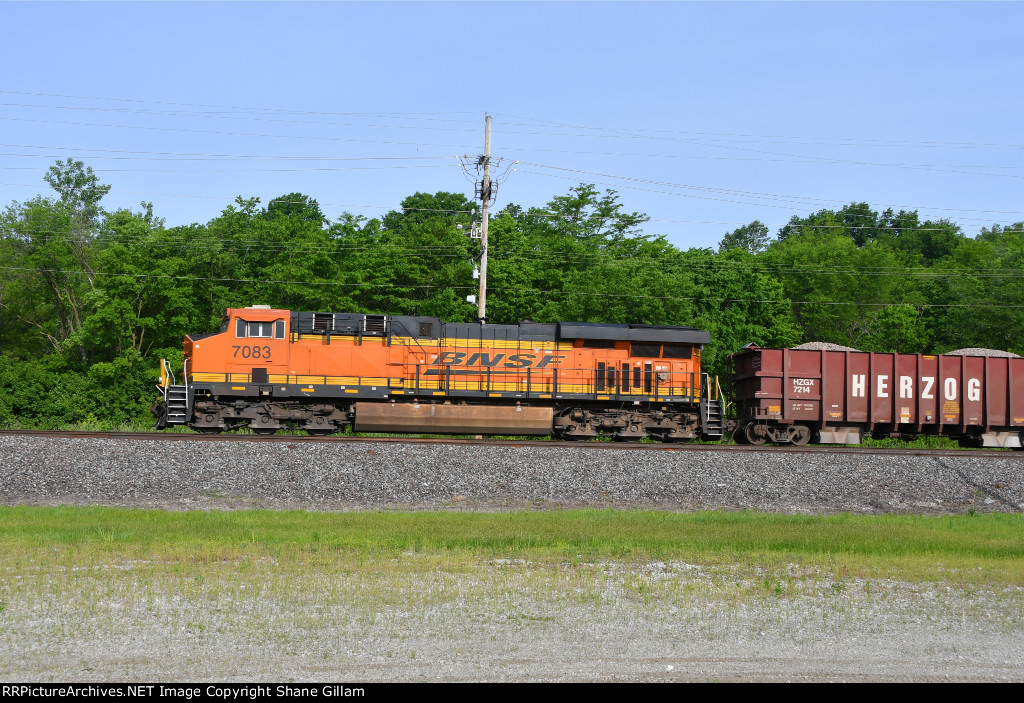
232,345 -> 272,360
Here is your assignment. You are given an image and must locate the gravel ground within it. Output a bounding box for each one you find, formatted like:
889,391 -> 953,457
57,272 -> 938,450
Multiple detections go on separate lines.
1,435 -> 1023,682
2,561 -> 1022,682
1,436 -> 1022,514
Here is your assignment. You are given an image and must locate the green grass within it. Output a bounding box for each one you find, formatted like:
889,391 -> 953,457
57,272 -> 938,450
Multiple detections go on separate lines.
1,506 -> 1021,585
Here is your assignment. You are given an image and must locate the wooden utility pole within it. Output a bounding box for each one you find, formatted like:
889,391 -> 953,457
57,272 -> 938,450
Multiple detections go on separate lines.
477,114 -> 492,322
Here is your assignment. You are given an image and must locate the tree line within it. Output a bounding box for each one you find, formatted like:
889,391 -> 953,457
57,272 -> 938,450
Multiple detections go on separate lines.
2,159 -> 1022,428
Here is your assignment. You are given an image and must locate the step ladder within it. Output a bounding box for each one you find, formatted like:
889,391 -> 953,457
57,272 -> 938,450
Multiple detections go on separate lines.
164,385 -> 189,426
701,398 -> 725,439
157,358 -> 190,429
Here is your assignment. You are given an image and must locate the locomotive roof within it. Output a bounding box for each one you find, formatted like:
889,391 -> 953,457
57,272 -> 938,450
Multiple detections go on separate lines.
284,310 -> 709,345
557,322 -> 710,345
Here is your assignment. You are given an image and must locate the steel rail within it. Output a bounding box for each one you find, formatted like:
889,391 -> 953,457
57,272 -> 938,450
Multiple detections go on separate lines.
1,429 -> 1021,459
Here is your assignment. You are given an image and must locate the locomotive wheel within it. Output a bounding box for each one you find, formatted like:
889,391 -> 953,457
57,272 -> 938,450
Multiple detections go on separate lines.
744,422 -> 767,446
789,425 -> 811,446
305,416 -> 334,436
253,428 -> 278,436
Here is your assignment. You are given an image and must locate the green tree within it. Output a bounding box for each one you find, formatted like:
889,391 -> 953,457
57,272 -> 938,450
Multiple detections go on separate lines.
482,186 -> 657,325
778,202 -> 881,246
536,184 -> 649,246
0,160 -> 112,361
764,229 -> 921,347
860,304 -> 929,353
44,157 -> 110,227
718,220 -> 770,254
264,192 -> 326,224
924,225 -> 1024,354
358,192 -> 477,319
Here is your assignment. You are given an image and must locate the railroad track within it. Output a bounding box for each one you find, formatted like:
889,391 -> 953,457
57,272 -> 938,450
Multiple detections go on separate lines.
2,429 -> 1021,459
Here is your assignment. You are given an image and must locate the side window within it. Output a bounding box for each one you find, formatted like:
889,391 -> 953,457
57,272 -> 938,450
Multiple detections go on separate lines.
236,319 -> 247,338
663,344 -> 692,360
632,343 -> 661,357
274,320 -> 285,339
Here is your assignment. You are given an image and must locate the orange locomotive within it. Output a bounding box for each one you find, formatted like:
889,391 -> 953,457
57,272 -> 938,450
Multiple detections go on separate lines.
154,306 -> 723,440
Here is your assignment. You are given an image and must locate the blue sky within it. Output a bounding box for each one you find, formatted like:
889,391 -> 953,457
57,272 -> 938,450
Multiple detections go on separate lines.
1,1 -> 1022,250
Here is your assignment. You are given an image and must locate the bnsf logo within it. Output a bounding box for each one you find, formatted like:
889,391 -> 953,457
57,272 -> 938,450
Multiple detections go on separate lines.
431,352 -> 567,369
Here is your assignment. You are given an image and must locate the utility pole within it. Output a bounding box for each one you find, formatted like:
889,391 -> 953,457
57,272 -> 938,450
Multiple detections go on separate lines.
477,114 -> 492,322
460,114 -> 514,322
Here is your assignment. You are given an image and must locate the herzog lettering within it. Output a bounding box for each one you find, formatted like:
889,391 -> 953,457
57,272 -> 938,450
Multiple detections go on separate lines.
849,374 -> 975,401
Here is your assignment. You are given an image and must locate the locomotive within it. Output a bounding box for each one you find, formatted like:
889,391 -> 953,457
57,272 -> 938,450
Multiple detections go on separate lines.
153,306 -> 725,441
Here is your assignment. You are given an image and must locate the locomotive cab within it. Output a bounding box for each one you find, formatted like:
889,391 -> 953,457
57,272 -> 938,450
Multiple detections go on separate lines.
187,306 -> 291,386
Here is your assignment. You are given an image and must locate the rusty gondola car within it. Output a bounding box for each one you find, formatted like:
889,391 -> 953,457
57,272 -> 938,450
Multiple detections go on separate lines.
153,306 -> 725,441
731,345 -> 1024,448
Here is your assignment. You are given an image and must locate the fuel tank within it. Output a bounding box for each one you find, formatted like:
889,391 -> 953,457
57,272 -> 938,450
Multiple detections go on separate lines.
354,402 -> 553,435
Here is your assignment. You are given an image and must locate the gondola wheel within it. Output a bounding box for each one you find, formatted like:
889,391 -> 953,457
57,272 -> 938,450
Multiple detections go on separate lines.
744,422 -> 767,446
789,425 -> 811,446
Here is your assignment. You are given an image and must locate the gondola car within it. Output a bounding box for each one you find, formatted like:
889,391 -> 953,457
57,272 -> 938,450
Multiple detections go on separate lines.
154,306 -> 725,441
731,345 -> 1024,448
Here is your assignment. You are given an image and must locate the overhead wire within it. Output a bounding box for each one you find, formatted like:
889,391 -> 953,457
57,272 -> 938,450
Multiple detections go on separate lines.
2,99 -> 1021,239
3,92 -> 1022,151
492,112 -> 1024,151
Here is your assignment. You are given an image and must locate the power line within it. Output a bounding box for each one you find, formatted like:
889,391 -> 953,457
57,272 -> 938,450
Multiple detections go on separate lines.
0,116 -> 479,149
0,90 -> 479,122
493,112 -> 1024,151
0,164 -> 456,174
515,168 -> 1024,225
517,162 -> 1024,217
3,92 -> 1018,152
0,143 -> 456,162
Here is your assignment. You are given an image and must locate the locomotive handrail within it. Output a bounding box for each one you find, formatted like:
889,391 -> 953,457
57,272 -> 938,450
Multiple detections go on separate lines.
159,358 -> 173,392
159,359 -> 176,409
182,356 -> 189,403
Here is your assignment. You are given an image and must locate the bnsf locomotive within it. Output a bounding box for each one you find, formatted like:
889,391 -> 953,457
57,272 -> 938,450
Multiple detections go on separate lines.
153,306 -> 724,441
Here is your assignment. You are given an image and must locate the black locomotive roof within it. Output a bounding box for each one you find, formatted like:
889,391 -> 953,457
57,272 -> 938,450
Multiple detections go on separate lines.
290,310 -> 709,345
557,322 -> 711,345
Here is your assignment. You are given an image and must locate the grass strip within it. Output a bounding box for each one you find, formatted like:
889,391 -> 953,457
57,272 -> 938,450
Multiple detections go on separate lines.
0,506 -> 1021,585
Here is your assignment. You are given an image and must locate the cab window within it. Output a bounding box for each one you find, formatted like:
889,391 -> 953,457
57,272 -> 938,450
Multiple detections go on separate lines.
236,320 -> 285,339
